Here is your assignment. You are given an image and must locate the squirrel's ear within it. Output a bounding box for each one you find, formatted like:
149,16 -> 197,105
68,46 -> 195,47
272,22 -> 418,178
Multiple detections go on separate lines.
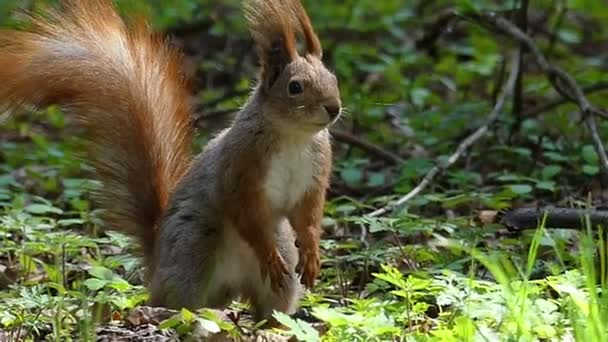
263,36 -> 295,89
291,0 -> 322,58
243,0 -> 298,90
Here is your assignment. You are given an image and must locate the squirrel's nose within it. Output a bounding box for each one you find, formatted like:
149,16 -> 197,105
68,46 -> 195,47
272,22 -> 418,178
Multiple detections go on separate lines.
324,105 -> 341,119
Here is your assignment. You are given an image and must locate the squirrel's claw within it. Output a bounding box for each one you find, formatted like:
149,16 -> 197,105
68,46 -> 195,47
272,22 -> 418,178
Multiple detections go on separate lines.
261,248 -> 290,292
296,249 -> 320,289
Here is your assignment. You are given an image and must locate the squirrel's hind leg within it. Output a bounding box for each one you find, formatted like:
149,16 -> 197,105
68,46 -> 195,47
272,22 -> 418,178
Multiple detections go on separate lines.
245,219 -> 303,324
149,209 -> 233,310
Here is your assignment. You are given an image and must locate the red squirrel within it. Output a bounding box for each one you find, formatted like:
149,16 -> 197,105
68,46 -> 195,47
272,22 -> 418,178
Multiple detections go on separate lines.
0,0 -> 341,321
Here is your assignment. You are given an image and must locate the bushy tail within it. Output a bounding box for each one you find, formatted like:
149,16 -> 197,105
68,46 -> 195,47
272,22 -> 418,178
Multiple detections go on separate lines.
0,0 -> 193,261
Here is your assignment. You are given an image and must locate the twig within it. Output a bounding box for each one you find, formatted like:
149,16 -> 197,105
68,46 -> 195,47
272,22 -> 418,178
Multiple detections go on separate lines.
585,114 -> 608,173
546,3 -> 567,56
509,0 -> 529,140
511,0 -> 528,118
469,12 -> 608,174
368,49 -> 522,217
330,129 -> 405,165
523,82 -> 608,117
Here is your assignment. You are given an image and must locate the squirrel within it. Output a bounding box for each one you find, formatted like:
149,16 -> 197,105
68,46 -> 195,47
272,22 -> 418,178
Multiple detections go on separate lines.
0,0 -> 341,321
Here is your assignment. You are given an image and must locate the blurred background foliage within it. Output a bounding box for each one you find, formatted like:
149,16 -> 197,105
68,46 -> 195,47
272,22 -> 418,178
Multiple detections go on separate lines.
1,0 -> 608,340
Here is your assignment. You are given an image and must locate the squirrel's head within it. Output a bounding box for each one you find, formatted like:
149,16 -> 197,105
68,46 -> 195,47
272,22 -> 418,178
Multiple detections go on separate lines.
244,0 -> 341,134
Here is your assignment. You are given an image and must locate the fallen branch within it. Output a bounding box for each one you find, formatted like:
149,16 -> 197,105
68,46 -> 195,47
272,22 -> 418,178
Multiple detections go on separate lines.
500,207 -> 608,231
331,129 -> 405,165
368,49 -> 522,217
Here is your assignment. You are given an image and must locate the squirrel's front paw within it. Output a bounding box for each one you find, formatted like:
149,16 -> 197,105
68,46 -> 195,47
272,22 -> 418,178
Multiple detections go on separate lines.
296,248 -> 320,289
260,248 -> 289,292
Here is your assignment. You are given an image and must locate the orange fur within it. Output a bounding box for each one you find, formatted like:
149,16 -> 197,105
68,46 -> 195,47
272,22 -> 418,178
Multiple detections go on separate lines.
243,0 -> 298,61
221,144 -> 277,281
289,188 -> 324,287
243,0 -> 322,58
290,0 -> 322,56
288,140 -> 331,287
0,0 -> 193,264
243,0 -> 323,88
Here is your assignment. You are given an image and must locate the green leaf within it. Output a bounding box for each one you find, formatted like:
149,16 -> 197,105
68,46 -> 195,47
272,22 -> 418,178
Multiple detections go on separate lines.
410,87 -> 430,108
252,319 -> 268,330
541,165 -> 562,180
88,266 -> 115,280
367,172 -> 386,187
455,0 -> 478,13
107,279 -> 132,292
181,308 -> 195,323
83,278 -> 107,291
340,168 -> 363,185
583,165 -> 599,176
46,282 -> 66,295
57,218 -> 85,227
24,204 -> 63,215
273,311 -> 320,342
509,184 -> 533,195
543,151 -> 568,162
197,318 -> 221,334
159,315 -> 183,330
582,145 -> 599,165
312,308 -> 351,327
535,181 -> 556,192
512,147 -> 532,157
558,28 -> 581,44
199,309 -> 232,331
496,174 -> 521,182
0,175 -> 17,187
533,324 -> 557,339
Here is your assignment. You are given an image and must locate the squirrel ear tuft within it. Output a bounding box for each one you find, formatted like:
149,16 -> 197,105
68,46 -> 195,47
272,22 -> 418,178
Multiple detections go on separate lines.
243,0 -> 323,89
290,0 -> 322,57
243,0 -> 297,89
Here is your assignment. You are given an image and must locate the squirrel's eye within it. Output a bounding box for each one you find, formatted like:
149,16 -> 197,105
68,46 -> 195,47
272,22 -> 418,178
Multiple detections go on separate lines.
288,81 -> 303,95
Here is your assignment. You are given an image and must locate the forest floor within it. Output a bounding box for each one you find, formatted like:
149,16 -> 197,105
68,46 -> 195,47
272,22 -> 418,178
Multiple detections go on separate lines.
1,1 -> 608,341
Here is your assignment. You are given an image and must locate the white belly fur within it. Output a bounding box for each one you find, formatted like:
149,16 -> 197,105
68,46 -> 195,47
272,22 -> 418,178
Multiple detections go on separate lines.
264,141 -> 315,212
